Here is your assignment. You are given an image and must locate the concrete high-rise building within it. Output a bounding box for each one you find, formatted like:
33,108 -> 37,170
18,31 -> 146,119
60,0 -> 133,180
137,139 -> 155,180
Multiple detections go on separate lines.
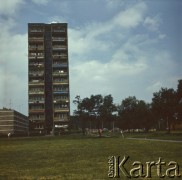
28,23 -> 70,134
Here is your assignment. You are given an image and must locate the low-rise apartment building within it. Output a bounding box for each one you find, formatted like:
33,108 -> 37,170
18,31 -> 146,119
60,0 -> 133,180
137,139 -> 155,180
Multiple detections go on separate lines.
0,108 -> 28,136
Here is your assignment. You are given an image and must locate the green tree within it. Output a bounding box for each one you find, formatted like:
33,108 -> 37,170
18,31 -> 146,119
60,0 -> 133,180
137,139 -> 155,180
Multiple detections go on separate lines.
90,94 -> 103,136
152,88 -> 176,133
81,96 -> 96,131
99,94 -> 117,129
73,95 -> 87,134
118,96 -> 154,131
176,80 -> 182,121
73,95 -> 83,116
73,94 -> 117,136
73,94 -> 104,135
118,96 -> 138,130
134,100 -> 154,131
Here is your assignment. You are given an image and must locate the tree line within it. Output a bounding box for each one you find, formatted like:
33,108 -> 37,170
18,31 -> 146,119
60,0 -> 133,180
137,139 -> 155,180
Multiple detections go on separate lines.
71,80 -> 182,134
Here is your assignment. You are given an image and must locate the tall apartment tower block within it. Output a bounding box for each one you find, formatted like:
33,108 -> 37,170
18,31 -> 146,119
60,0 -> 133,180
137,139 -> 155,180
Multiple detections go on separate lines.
28,23 -> 70,134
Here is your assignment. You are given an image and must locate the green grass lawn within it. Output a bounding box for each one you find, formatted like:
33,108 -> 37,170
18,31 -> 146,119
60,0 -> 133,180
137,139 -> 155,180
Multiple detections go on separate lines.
121,131 -> 182,141
0,134 -> 181,180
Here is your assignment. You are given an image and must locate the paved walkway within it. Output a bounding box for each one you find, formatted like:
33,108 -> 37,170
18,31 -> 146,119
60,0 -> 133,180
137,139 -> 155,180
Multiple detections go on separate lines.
126,137 -> 182,143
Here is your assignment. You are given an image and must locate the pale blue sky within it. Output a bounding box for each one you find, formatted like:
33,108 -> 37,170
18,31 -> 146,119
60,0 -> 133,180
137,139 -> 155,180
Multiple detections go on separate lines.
0,0 -> 181,115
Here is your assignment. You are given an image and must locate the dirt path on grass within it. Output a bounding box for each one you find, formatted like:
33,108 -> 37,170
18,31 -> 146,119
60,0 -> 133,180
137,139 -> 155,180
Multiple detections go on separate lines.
126,138 -> 182,143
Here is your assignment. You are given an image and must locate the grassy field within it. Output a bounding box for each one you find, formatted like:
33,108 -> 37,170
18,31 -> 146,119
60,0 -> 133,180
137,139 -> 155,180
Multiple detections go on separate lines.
0,133 -> 181,180
121,131 -> 182,141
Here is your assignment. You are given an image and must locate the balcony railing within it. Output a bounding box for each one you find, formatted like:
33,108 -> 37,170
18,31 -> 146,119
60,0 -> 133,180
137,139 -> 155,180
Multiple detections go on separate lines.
52,29 -> 66,33
54,108 -> 69,113
29,57 -> 44,61
29,46 -> 44,50
37,57 -> 44,60
29,80 -> 44,83
29,56 -> 36,60
52,46 -> 67,51
52,63 -> 67,68
52,37 -> 66,42
53,80 -> 68,85
30,29 -> 44,33
29,91 -> 44,94
34,127 -> 44,130
29,72 -> 44,77
52,54 -> 67,59
29,118 -> 45,121
53,117 -> 69,122
52,72 -> 68,76
53,91 -> 69,94
29,55 -> 44,59
29,109 -> 45,113
29,37 -> 44,41
53,99 -> 69,103
29,63 -> 44,67
29,82 -> 44,86
29,100 -> 45,104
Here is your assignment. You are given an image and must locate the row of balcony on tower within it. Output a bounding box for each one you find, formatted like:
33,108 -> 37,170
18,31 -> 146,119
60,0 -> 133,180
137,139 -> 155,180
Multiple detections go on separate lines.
28,23 -> 70,133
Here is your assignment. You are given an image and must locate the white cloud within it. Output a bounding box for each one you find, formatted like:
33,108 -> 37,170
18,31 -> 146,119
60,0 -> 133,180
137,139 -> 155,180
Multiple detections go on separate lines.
0,21 -> 28,114
68,1 -> 180,112
159,34 -> 166,39
106,0 -> 124,9
70,53 -> 177,101
70,56 -> 148,112
0,0 -> 24,15
72,58 -> 147,79
0,0 -> 28,113
32,0 -> 49,5
69,17 -> 179,111
69,1 -> 147,57
135,14 -> 166,53
144,15 -> 161,32
48,16 -> 67,24
69,26 -> 111,56
146,81 -> 163,93
113,1 -> 147,28
56,1 -> 70,14
0,18 -> 16,34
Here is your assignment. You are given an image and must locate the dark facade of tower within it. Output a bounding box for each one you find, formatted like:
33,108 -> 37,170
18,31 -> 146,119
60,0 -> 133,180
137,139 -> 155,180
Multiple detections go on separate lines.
28,23 -> 70,134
